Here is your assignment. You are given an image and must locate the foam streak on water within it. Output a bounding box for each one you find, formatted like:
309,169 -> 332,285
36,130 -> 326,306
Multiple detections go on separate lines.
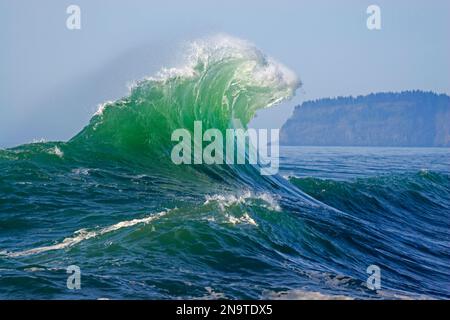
3,211 -> 168,258
0,36 -> 449,299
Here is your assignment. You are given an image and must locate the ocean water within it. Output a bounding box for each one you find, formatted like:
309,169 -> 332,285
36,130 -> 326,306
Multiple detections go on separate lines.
0,36 -> 449,300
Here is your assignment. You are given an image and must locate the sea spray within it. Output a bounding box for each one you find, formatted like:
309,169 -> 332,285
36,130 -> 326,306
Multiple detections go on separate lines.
0,36 -> 448,300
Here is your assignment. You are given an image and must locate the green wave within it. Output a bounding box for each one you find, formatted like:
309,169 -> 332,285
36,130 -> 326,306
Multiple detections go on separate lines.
0,35 -> 305,196
69,36 -> 299,165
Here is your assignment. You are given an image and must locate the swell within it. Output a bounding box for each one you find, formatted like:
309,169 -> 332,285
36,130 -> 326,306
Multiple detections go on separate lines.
0,36 -> 304,195
0,35 -> 324,263
4,35 -> 448,299
289,170 -> 450,220
67,36 -> 299,164
289,171 -> 450,296
289,171 -> 450,251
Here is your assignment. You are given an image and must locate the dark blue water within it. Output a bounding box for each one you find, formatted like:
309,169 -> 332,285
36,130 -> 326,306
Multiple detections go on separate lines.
281,146 -> 450,299
0,146 -> 449,299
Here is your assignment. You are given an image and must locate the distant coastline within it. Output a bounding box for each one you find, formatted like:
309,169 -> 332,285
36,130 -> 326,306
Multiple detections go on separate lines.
280,91 -> 450,147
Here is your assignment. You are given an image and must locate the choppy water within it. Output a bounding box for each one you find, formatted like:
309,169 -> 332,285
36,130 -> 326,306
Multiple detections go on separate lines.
0,36 -> 449,299
1,144 -> 449,300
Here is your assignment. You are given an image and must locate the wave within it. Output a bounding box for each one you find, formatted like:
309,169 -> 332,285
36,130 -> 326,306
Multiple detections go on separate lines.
1,190 -> 283,258
0,35 -> 308,197
289,170 -> 450,220
2,211 -> 168,257
68,35 -> 299,162
2,35 -> 448,299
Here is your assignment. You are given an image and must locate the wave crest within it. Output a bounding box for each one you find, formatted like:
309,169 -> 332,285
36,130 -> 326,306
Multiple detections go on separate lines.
69,35 -> 300,159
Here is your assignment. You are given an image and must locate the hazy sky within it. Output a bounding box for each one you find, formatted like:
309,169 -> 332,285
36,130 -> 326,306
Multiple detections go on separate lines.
1,0 -> 449,147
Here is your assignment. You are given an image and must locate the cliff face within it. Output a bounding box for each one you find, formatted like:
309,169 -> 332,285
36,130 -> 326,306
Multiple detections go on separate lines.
280,91 -> 450,147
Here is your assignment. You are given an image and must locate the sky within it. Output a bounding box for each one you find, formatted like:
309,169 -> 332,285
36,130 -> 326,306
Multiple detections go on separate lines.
1,0 -> 449,147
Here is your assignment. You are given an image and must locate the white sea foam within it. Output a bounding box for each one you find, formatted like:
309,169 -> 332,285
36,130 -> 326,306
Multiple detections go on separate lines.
376,289 -> 432,300
94,100 -> 115,116
48,146 -> 64,158
204,191 -> 282,226
200,287 -> 226,300
3,211 -> 168,258
224,212 -> 258,226
204,191 -> 281,212
72,168 -> 91,176
266,288 -> 432,300
265,289 -> 353,300
128,34 -> 299,94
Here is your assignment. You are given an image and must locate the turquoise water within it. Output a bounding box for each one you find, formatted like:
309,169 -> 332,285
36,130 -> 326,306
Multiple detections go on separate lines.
0,37 -> 449,299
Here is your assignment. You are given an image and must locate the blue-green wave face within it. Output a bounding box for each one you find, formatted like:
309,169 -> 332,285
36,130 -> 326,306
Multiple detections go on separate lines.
59,36 -> 300,191
1,36 -> 449,300
69,36 -> 299,159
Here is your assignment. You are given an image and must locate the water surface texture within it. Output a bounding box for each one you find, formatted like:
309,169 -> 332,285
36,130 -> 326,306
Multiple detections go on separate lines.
1,37 -> 449,299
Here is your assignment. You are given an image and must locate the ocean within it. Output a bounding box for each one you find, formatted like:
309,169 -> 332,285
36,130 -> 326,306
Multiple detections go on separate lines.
0,36 -> 449,299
